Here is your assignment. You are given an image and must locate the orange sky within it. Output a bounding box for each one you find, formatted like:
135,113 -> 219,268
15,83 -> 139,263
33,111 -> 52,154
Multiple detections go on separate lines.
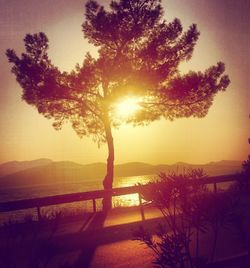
0,0 -> 249,165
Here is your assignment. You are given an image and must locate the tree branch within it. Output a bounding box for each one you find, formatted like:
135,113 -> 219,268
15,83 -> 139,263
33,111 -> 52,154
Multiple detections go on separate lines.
141,94 -> 211,108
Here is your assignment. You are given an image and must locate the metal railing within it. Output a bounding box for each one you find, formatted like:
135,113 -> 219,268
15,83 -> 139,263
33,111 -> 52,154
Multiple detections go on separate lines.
0,173 -> 244,221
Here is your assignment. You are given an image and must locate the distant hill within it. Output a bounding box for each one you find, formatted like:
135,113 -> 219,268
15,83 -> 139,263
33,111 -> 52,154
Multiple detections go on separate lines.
0,159 -> 53,177
0,159 -> 243,189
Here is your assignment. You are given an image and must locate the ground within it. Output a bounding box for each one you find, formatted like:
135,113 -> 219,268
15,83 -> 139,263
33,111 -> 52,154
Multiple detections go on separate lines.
0,203 -> 249,267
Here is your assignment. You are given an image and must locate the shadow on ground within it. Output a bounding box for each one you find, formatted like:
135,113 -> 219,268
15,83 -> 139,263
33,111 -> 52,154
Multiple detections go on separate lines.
0,208 -> 162,267
1,206 -> 250,267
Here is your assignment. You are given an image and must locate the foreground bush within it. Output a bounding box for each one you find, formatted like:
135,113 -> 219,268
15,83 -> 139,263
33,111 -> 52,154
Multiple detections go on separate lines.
134,169 -> 245,268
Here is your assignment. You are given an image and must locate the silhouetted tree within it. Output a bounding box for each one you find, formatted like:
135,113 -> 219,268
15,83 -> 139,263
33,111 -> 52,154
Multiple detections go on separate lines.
242,155 -> 250,174
242,124 -> 250,174
6,0 -> 230,210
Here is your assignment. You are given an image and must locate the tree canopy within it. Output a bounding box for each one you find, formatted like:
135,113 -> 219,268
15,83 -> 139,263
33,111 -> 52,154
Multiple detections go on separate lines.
6,0 -> 229,142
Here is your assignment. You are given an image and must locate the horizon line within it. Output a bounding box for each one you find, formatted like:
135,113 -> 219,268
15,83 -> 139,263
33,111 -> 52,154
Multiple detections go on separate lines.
0,158 -> 244,167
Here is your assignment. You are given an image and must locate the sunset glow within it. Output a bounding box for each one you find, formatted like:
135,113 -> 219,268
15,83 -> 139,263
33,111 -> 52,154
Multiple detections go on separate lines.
115,97 -> 141,119
0,0 -> 249,165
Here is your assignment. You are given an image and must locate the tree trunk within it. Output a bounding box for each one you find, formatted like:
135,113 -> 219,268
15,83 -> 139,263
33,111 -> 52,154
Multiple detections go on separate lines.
102,117 -> 114,211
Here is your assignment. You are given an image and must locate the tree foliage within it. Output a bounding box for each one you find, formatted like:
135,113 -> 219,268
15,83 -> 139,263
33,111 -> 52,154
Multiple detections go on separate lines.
6,0 -> 230,145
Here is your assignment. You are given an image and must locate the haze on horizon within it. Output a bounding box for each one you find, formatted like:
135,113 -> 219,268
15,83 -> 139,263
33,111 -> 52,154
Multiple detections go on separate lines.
0,0 -> 249,165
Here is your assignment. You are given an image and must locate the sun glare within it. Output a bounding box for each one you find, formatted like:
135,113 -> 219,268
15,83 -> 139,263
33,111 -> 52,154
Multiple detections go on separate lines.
115,97 -> 141,118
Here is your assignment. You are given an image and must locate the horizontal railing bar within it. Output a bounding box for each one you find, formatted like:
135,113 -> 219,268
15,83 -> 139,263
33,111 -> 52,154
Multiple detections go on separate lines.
0,173 -> 244,213
0,186 -> 143,212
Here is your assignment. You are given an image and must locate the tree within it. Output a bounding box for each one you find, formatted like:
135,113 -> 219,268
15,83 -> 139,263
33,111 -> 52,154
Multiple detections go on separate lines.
242,117 -> 250,175
6,0 -> 230,210
242,155 -> 250,174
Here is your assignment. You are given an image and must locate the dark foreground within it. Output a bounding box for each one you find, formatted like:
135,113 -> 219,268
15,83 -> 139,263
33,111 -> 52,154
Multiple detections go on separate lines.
0,204 -> 249,268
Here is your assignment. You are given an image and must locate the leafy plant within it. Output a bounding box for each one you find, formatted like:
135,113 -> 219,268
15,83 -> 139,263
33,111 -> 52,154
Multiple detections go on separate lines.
134,169 -> 242,267
134,169 -> 208,267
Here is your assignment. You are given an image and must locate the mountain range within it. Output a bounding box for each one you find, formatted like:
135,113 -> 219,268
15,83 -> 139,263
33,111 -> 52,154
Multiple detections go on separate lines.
0,159 -> 243,189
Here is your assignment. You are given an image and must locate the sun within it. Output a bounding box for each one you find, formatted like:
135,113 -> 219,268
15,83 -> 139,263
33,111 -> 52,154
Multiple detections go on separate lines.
115,97 -> 141,118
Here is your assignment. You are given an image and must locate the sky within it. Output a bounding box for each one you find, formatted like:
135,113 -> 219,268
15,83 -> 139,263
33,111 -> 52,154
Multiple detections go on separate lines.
0,0 -> 249,165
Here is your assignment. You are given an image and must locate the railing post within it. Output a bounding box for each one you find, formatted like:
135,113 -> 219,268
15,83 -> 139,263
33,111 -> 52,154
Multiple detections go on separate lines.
213,183 -> 217,193
92,199 -> 96,213
138,193 -> 145,221
37,206 -> 42,221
